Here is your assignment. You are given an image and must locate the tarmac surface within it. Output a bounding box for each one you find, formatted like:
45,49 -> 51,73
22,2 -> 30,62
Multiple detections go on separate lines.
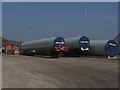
2,54 -> 118,88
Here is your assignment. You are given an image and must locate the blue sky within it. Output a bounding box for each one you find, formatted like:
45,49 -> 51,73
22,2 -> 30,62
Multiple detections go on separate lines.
2,2 -> 118,41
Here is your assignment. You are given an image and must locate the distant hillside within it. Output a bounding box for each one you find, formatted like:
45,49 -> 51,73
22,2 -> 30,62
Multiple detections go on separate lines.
1,37 -> 22,47
114,33 -> 120,40
0,37 -> 2,46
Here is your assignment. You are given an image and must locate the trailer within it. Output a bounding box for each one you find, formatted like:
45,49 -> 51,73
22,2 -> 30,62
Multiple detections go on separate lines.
65,36 -> 118,58
65,36 -> 90,56
20,37 -> 68,58
88,40 -> 118,58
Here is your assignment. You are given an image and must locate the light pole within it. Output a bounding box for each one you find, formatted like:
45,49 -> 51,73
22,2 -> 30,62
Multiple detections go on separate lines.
28,24 -> 32,41
85,2 -> 87,36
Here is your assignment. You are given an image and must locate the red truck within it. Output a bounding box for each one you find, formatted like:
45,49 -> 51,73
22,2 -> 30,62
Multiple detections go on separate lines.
5,44 -> 15,55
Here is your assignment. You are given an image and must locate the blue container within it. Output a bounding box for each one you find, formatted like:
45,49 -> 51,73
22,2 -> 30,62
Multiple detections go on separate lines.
54,37 -> 65,46
79,36 -> 90,50
105,40 -> 118,57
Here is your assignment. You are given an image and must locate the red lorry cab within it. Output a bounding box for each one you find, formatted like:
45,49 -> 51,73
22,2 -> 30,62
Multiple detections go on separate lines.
6,44 -> 15,55
6,44 -> 14,50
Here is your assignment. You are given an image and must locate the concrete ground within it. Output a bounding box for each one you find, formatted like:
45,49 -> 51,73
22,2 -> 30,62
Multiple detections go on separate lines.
2,54 -> 118,88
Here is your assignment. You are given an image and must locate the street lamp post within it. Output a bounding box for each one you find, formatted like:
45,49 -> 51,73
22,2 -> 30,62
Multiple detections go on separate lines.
28,24 -> 32,41
85,2 -> 88,36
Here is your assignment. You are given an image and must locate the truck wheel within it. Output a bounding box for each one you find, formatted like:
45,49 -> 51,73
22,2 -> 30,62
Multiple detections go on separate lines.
51,53 -> 59,58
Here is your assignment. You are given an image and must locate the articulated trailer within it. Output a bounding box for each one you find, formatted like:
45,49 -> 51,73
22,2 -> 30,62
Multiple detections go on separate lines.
20,37 -> 68,58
